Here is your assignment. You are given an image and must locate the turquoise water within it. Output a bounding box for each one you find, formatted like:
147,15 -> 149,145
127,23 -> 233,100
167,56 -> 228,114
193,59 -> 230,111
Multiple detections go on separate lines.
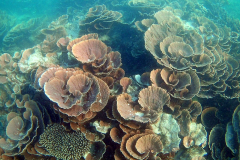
225,0 -> 240,19
0,0 -> 240,159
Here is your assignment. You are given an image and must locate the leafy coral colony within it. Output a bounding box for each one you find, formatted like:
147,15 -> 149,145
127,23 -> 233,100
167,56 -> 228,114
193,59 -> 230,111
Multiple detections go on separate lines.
0,0 -> 240,159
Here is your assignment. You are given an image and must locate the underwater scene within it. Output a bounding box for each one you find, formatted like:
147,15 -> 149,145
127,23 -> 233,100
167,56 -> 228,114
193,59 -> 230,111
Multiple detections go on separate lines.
0,0 -> 240,159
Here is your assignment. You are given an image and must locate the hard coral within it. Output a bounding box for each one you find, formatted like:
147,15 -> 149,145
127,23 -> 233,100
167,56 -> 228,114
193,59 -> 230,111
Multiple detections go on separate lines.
0,97 -> 51,156
144,9 -> 240,99
39,124 -> 91,160
2,18 -> 44,54
72,39 -> 108,63
150,113 -> 181,153
39,67 -> 110,117
40,123 -> 107,160
120,131 -> 163,160
150,68 -> 200,100
116,86 -> 170,124
79,5 -> 122,35
68,34 -> 123,79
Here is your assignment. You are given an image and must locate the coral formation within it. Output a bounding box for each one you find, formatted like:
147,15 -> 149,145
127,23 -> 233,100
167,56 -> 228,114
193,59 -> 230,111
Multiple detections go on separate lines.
39,124 -> 91,160
79,5 -> 122,35
2,18 -> 46,54
0,0 -> 240,159
0,95 -> 51,156
144,9 -> 240,99
38,67 -> 110,118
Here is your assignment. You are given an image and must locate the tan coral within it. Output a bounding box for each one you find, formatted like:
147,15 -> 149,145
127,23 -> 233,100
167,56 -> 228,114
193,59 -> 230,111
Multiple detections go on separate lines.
150,68 -> 200,100
143,10 -> 239,99
115,86 -> 170,124
135,19 -> 155,32
120,130 -> 163,160
68,34 -> 123,79
0,98 -> 51,156
154,10 -> 182,24
128,0 -> 164,8
67,33 -> 98,52
56,37 -> 70,52
120,77 -> 132,92
39,67 -> 110,118
72,39 -> 108,63
40,26 -> 67,54
138,86 -> 170,113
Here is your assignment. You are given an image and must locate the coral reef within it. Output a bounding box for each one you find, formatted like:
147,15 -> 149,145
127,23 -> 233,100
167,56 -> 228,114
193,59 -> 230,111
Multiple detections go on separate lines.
0,10 -> 15,47
38,67 -> 110,118
79,5 -> 122,35
2,18 -> 47,54
0,95 -> 52,157
144,9 -> 240,99
0,0 -> 240,159
39,124 -> 106,160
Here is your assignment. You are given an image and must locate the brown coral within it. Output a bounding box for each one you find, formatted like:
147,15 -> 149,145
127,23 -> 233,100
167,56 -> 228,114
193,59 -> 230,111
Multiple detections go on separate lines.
39,124 -> 91,160
120,131 -> 163,160
138,86 -> 170,113
116,86 -> 170,124
56,37 -> 70,52
143,9 -> 240,99
39,67 -> 110,118
69,34 -> 123,79
120,77 -> 132,92
67,33 -> 98,52
72,39 -> 108,63
0,98 -> 51,156
150,68 -> 200,100
135,19 -> 155,32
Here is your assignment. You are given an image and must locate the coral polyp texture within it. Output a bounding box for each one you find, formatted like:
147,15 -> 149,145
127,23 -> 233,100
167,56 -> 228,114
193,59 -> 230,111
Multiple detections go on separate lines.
0,0 -> 240,159
39,124 -> 105,160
